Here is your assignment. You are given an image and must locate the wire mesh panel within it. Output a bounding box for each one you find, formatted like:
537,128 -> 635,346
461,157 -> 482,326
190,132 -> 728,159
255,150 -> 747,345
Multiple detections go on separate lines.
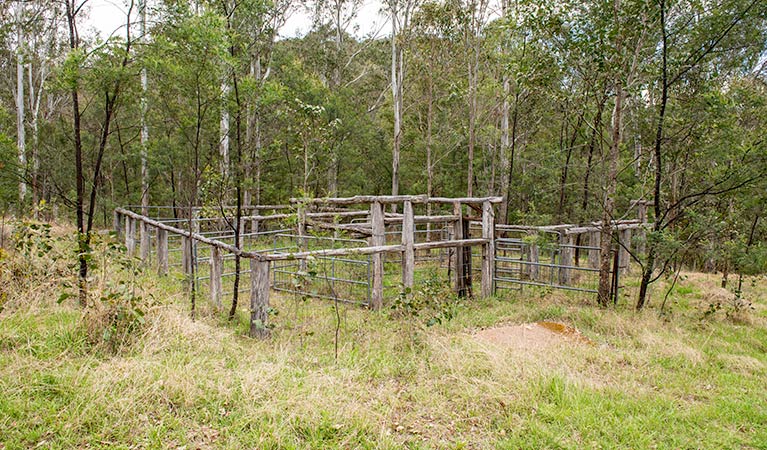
494,233 -> 604,294
271,234 -> 372,305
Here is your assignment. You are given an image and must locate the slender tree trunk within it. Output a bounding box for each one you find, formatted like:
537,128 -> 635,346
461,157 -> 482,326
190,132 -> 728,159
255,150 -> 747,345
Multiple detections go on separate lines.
29,63 -> 45,218
229,69 -> 243,320
140,0 -> 149,221
327,1 -> 343,197
637,0 -> 668,311
426,48 -> 435,240
467,69 -> 476,197
16,3 -> 27,209
390,11 -> 402,208
598,83 -> 624,306
220,79 -> 230,179
66,0 -> 87,306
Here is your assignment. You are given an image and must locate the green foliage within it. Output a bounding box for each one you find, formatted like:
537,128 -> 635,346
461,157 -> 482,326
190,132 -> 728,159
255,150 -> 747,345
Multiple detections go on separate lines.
390,269 -> 463,328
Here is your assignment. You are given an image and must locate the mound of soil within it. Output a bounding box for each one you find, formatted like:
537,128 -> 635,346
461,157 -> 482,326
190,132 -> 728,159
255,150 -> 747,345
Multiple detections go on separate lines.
475,321 -> 592,350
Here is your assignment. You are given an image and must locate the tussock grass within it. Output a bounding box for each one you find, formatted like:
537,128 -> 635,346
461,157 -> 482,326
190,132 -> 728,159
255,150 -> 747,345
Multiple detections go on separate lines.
1,230 -> 766,448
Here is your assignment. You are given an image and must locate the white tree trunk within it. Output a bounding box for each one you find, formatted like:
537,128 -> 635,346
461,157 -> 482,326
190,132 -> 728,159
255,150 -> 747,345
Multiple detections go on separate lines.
16,4 -> 27,206
140,0 -> 149,218
220,79 -> 230,179
390,9 -> 401,204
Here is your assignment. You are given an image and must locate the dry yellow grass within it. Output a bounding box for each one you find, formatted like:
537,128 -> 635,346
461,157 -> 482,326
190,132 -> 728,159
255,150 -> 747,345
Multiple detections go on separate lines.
1,225 -> 766,448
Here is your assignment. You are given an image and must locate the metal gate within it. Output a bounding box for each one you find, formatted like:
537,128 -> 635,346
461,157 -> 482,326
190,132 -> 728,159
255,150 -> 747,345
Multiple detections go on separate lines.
494,231 -> 621,298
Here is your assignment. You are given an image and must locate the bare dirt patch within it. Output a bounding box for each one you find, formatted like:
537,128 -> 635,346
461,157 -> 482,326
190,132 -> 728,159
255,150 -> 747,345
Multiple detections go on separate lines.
474,321 -> 593,351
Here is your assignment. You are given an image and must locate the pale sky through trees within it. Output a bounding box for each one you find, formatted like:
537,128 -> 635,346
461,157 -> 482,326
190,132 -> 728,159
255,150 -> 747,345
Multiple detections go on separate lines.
86,0 -> 390,39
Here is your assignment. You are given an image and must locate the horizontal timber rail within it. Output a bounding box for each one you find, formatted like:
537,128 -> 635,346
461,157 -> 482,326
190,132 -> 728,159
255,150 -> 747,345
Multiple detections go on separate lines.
262,238 -> 489,261
115,207 -> 261,259
290,195 -> 503,205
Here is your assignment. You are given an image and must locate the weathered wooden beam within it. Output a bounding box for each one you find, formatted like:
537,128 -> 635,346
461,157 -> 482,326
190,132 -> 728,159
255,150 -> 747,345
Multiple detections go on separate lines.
619,229 -> 632,274
558,233 -> 573,285
249,259 -> 270,339
115,208 -> 254,259
384,214 -> 460,224
497,223 -> 576,232
306,219 -> 372,235
298,205 -> 307,271
529,239 -> 540,281
113,211 -> 122,238
156,228 -> 168,276
565,222 -> 648,235
481,201 -> 495,298
429,196 -> 503,204
236,210 -> 369,223
453,203 -> 466,297
125,216 -> 135,256
588,231 -> 600,269
265,244 -> 404,261
294,195 -> 428,205
139,221 -> 150,262
181,236 -> 192,277
257,238 -> 488,262
210,246 -> 223,311
370,201 -> 385,309
461,216 -> 473,297
290,195 -> 503,205
413,238 -> 489,251
402,200 -> 415,291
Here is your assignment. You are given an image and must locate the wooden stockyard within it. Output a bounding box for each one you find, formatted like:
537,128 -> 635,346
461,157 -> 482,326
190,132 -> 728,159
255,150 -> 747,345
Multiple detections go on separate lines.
114,195 -> 501,338
113,195 -> 650,338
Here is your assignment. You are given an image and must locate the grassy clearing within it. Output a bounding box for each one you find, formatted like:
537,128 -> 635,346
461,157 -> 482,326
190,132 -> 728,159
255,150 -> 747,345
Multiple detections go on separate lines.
1,229 -> 766,449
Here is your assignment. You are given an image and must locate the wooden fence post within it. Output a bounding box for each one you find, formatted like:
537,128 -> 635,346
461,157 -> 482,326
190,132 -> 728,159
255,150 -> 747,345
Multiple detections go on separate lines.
559,232 -> 573,285
481,200 -> 495,297
401,200 -> 415,292
452,202 -> 469,297
461,213 -> 473,297
298,204 -> 307,271
125,217 -> 135,256
156,228 -> 168,276
619,229 -> 632,274
521,240 -> 531,278
113,211 -> 122,238
210,246 -> 223,311
139,221 -> 150,262
529,235 -> 539,282
370,201 -> 385,309
588,231 -> 600,269
249,259 -> 270,338
182,236 -> 192,276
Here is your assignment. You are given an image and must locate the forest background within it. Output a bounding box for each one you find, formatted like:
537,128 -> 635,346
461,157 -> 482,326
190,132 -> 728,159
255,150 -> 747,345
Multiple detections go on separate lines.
2,0 -> 767,307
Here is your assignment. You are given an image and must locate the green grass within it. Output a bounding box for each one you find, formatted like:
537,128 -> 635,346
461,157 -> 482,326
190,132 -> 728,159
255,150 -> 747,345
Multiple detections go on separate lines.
1,234 -> 767,449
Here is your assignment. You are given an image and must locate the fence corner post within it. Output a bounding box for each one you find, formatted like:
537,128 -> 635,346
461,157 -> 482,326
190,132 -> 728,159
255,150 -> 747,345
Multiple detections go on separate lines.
113,210 -> 122,238
139,221 -> 150,262
156,228 -> 168,276
210,246 -> 223,311
401,200 -> 415,292
125,216 -> 135,256
558,232 -> 573,285
249,258 -> 271,338
370,201 -> 385,310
